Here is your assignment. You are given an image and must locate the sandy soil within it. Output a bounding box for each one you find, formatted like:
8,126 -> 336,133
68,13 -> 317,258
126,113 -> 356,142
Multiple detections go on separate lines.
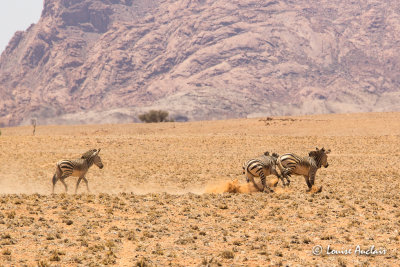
0,112 -> 399,266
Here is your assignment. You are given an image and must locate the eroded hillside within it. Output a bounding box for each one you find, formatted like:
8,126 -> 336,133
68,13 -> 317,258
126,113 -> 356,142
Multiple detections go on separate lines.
1,0 -> 400,126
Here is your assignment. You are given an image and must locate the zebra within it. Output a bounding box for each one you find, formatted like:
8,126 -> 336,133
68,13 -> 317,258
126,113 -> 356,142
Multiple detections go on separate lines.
277,147 -> 331,190
242,151 -> 282,192
52,149 -> 104,194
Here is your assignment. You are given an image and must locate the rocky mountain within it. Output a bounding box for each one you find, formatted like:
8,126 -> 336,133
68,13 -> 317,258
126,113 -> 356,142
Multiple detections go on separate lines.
1,0 -> 400,126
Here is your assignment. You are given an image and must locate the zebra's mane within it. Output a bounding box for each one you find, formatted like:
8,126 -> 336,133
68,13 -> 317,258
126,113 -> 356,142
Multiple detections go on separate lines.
309,148 -> 327,167
309,147 -> 328,158
81,149 -> 97,159
309,150 -> 321,158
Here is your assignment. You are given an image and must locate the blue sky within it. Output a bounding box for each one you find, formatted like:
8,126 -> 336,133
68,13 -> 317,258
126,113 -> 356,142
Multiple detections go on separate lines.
0,1 -> 43,53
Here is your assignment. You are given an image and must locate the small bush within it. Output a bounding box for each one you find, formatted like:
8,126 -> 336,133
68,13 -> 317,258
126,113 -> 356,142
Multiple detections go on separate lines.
2,248 -> 11,255
221,250 -> 234,259
138,110 -> 174,123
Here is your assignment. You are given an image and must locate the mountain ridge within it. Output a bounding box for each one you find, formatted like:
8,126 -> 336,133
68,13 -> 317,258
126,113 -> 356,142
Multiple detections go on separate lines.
1,0 -> 399,126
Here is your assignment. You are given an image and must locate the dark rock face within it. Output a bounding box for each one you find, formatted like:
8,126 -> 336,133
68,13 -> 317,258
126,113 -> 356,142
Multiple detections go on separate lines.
1,0 -> 400,126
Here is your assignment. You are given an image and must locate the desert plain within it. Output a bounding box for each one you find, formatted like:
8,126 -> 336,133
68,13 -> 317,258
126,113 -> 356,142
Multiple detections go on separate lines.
0,112 -> 399,266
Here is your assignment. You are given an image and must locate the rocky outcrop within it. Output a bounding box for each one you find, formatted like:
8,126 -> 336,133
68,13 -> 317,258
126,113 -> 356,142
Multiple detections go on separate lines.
1,0 -> 400,126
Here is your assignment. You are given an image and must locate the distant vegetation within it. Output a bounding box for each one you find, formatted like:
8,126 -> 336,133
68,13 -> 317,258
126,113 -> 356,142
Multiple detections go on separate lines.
138,110 -> 174,123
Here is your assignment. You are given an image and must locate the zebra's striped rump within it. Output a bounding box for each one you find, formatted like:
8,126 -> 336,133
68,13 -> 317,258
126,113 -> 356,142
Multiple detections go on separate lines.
242,151 -> 281,192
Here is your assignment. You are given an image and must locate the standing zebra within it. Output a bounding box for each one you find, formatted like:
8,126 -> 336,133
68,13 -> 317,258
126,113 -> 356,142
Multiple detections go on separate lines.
277,147 -> 331,190
242,151 -> 282,192
52,149 -> 104,194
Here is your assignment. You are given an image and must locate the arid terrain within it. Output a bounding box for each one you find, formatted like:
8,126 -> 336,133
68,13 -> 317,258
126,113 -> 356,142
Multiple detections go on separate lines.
0,112 -> 399,266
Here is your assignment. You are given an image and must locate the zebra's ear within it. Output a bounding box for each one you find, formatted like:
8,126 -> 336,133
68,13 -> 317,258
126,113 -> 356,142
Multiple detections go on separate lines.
326,149 -> 331,154
98,148 -> 101,153
316,147 -> 319,151
264,151 -> 270,156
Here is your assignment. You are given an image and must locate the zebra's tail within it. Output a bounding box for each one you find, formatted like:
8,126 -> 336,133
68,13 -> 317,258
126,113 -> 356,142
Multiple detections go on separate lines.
52,173 -> 57,185
52,163 -> 62,185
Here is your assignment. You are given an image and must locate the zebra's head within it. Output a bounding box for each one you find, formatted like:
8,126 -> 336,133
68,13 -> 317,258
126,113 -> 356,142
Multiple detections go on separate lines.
92,149 -> 104,169
309,147 -> 331,168
82,149 -> 104,169
271,152 -> 279,163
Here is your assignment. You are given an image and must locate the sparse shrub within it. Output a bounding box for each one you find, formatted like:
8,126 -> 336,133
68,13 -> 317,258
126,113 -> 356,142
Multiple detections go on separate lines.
126,230 -> 136,241
49,250 -> 61,261
338,257 -> 347,267
142,231 -> 154,239
136,257 -> 150,267
202,257 -> 221,265
221,250 -> 234,259
275,250 -> 283,257
1,233 -> 11,239
6,211 -> 16,219
233,240 -> 242,246
152,244 -> 164,255
2,248 -> 11,255
138,110 -> 174,123
103,249 -> 117,265
37,260 -> 50,267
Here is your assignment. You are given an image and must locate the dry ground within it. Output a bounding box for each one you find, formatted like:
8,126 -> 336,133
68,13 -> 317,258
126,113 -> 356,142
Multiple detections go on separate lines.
0,112 -> 399,266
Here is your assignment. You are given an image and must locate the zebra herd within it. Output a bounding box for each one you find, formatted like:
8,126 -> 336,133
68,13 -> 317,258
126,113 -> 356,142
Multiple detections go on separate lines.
243,147 -> 331,192
51,147 -> 331,194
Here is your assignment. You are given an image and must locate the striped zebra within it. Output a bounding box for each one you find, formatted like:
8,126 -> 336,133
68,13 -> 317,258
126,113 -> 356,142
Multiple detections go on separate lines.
52,149 -> 104,194
277,147 -> 331,190
242,151 -> 282,192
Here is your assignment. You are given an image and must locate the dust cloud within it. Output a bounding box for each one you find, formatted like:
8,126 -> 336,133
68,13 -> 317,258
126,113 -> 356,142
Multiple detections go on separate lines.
204,178 -> 292,194
205,179 -> 260,193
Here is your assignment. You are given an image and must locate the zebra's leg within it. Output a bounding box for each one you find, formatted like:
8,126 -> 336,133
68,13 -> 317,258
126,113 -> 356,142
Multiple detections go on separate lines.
244,170 -> 250,183
58,173 -> 70,193
309,169 -> 317,187
281,168 -> 291,185
304,175 -> 312,191
60,179 -> 68,192
83,177 -> 90,193
259,171 -> 273,193
271,168 -> 281,187
247,173 -> 263,192
75,177 -> 82,194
